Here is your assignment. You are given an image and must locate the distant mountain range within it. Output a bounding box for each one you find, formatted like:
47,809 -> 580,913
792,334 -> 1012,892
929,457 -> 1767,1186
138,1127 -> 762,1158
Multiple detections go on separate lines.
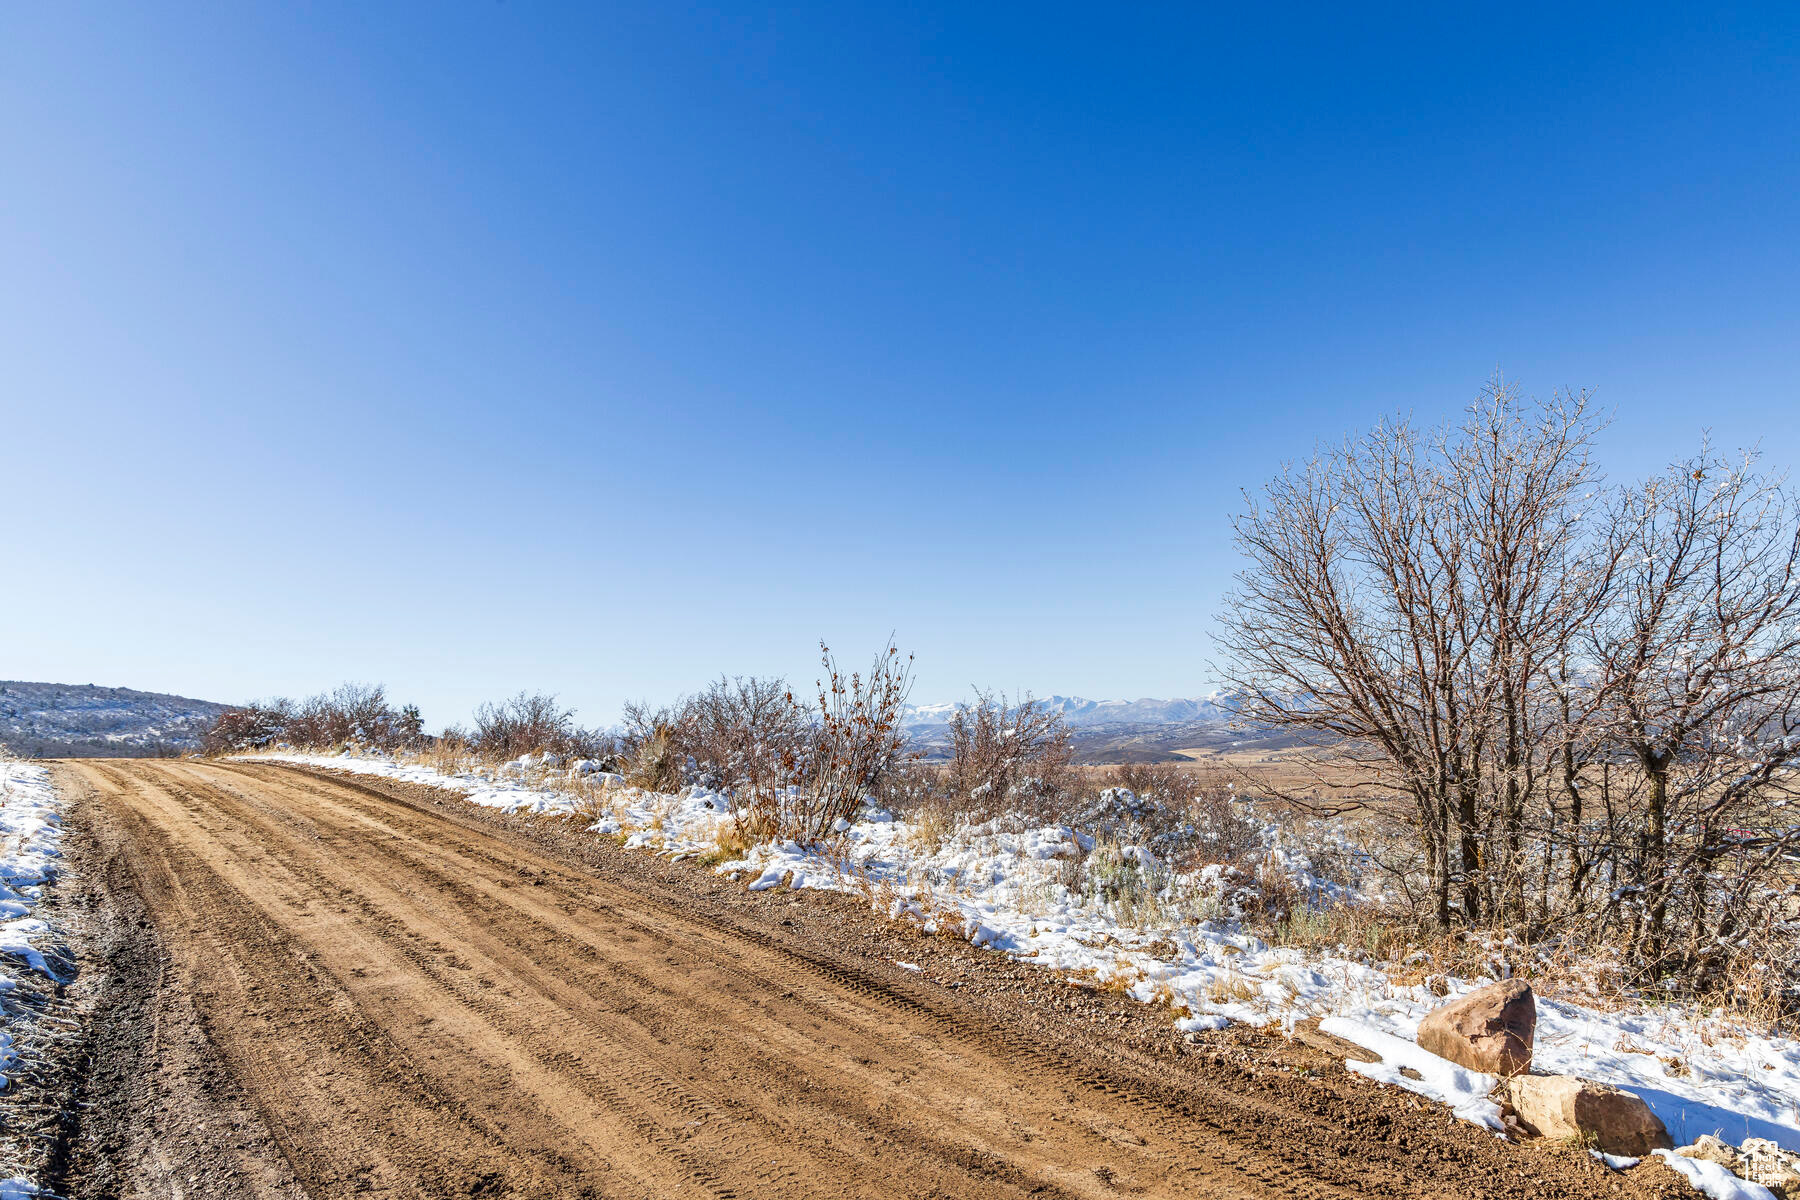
0,680 -> 1284,765
0,681 -> 229,758
901,694 -> 1288,763
902,694 -> 1234,729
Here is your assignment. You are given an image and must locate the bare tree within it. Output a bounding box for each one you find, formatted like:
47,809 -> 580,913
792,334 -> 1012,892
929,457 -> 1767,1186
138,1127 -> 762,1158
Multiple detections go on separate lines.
1586,448 -> 1800,977
1218,379 -> 1800,997
1216,405 -> 1490,925
1450,388 -> 1611,925
1218,382 -> 1615,927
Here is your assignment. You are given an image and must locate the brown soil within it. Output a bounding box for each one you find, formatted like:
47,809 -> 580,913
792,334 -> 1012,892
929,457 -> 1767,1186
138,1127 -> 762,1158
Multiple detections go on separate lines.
45,759 -> 1694,1199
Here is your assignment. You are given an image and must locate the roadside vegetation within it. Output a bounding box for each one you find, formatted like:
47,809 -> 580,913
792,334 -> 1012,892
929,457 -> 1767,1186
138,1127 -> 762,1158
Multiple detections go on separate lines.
203,683 -> 427,756
1217,379 -> 1800,1010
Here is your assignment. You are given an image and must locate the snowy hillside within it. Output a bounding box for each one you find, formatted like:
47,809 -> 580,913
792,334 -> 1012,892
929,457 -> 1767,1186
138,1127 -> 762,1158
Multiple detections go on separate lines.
0,681 -> 229,758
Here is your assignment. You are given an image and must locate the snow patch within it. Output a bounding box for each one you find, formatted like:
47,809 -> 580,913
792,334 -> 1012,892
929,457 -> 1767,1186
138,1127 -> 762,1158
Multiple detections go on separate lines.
1175,1014 -> 1231,1033
1653,1150 -> 1779,1200
0,760 -> 66,1007
0,759 -> 69,1198
1319,1016 -> 1504,1131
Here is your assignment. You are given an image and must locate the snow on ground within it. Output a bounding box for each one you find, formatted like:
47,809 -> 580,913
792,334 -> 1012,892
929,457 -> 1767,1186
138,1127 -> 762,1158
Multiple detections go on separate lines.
1319,1016 -> 1504,1131
248,749 -> 1800,1171
248,750 -> 595,816
1652,1150 -> 1780,1200
0,759 -> 68,1197
0,761 -> 65,1077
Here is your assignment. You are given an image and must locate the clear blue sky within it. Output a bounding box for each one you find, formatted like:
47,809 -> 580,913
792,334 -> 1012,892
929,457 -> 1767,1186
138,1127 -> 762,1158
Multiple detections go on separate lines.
4,3 -> 1797,727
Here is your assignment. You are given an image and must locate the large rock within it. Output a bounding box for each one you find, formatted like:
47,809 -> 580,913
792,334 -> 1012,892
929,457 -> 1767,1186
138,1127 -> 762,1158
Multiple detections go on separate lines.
1507,1074 -> 1673,1157
1416,979 -> 1536,1076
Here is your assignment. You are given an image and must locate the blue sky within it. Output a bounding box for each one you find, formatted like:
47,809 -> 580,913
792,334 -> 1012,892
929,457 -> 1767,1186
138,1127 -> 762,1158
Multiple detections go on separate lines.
4,3 -> 1797,726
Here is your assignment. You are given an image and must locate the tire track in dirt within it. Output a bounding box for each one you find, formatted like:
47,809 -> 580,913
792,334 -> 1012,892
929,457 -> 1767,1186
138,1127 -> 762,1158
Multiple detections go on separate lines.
216,762 -> 1371,1200
195,768 -> 1252,1197
231,767 -> 1364,1199
102,765 -> 1073,1198
96,761 -> 1250,1200
55,760 -> 1679,1200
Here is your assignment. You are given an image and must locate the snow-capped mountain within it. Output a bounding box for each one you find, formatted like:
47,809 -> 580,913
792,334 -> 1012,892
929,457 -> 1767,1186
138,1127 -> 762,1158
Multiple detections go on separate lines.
901,693 -> 1265,763
902,694 -> 1233,729
0,681 -> 230,758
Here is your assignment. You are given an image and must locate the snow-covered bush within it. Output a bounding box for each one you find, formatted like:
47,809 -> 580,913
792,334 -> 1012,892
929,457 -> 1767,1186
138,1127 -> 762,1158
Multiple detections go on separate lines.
617,708 -> 686,792
202,699 -> 294,752
1079,770 -> 1263,868
944,693 -> 1074,820
205,683 -> 425,754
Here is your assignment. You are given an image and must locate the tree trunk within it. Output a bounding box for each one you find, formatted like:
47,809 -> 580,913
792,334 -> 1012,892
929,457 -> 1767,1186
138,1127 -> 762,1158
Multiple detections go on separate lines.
1642,755 -> 1670,963
1457,783 -> 1484,924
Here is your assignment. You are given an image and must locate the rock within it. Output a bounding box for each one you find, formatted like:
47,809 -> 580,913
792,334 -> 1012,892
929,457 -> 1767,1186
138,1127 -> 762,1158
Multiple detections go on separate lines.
1291,1017 -> 1379,1064
1677,1134 -> 1743,1170
1416,979 -> 1536,1076
1678,1134 -> 1742,1167
1507,1074 -> 1673,1157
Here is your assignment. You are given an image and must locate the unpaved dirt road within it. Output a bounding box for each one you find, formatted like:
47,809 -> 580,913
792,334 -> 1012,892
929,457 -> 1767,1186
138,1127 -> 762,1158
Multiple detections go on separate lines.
48,760 -> 1678,1200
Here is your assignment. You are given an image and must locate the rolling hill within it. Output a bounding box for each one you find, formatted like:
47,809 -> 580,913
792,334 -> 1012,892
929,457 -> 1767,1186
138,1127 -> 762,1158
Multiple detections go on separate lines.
0,681 -> 230,758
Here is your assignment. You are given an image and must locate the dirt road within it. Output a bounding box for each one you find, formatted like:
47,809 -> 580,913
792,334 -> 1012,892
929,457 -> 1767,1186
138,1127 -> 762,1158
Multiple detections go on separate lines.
48,760 -> 1672,1199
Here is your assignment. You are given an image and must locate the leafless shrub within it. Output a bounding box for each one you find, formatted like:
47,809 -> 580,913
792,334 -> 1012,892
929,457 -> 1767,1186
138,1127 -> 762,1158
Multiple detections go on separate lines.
469,691 -> 608,760
682,642 -> 916,843
302,684 -> 401,748
619,699 -> 689,791
681,675 -> 808,837
875,761 -> 949,818
204,684 -> 419,753
283,696 -> 330,748
788,640 -> 916,838
1086,765 -> 1258,860
1104,762 -> 1191,805
1184,779 -> 1266,867
944,693 -> 1074,821
202,698 -> 295,753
